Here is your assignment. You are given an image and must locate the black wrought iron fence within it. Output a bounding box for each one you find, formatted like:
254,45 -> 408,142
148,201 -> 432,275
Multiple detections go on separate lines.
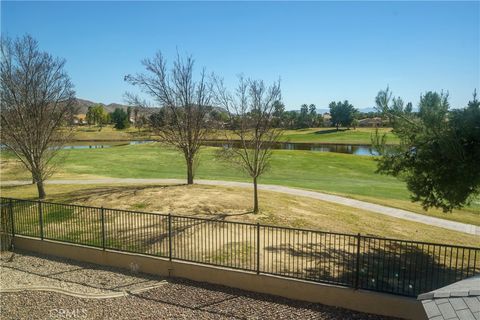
1,197 -> 478,297
0,198 -> 14,250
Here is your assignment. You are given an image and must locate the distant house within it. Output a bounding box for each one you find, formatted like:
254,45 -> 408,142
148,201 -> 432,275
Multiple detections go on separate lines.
358,117 -> 382,127
322,112 -> 332,127
73,114 -> 87,125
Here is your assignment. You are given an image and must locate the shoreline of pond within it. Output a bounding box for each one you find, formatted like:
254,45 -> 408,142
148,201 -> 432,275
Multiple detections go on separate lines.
66,138 -> 398,146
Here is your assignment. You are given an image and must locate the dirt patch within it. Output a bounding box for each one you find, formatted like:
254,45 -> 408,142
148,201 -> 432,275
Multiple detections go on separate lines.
65,184 -> 253,217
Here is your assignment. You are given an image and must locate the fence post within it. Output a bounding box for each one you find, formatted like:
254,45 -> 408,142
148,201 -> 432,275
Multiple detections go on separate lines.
168,214 -> 172,261
38,200 -> 44,240
101,206 -> 105,250
256,223 -> 260,275
355,232 -> 361,289
9,198 -> 15,238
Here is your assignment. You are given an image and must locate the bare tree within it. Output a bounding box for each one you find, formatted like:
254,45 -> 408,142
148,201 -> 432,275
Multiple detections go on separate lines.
0,35 -> 75,199
125,53 -> 212,184
213,76 -> 282,214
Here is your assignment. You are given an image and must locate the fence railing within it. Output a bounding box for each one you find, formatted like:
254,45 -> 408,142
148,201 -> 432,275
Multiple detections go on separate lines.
1,197 -> 478,297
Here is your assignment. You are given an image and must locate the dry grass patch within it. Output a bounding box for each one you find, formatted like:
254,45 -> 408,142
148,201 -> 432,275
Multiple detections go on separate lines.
0,156 -> 106,182
1,183 -> 478,247
2,183 -> 477,296
0,158 -> 31,181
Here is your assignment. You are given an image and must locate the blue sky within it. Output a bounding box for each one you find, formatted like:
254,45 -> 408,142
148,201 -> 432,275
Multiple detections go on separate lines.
2,1 -> 479,110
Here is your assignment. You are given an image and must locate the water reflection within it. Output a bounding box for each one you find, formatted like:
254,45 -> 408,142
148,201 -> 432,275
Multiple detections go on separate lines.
203,141 -> 380,156
2,140 -> 380,156
60,140 -> 154,150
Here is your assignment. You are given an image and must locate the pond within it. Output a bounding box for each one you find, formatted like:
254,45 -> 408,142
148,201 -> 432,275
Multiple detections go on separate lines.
202,141 -> 379,156
60,140 -> 154,149
60,140 -> 380,156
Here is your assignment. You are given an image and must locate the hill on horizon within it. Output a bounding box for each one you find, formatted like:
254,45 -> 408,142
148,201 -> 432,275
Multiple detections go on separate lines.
73,98 -> 133,114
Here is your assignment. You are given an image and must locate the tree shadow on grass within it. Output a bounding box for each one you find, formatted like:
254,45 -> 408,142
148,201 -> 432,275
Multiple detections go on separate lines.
104,209 -> 255,256
264,239 -> 479,297
58,184 -> 187,204
312,128 -> 349,135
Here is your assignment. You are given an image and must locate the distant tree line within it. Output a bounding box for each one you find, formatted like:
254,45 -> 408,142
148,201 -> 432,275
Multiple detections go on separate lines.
272,103 -> 322,129
86,104 -> 110,128
86,98 -> 393,132
85,104 -> 151,130
233,101 -> 387,130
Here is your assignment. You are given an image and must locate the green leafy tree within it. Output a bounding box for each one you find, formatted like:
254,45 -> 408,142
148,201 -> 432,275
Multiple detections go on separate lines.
298,104 -> 309,128
272,100 -> 285,127
110,108 -> 129,129
373,87 -> 480,212
149,108 -> 166,128
284,110 -> 298,129
405,102 -> 413,113
295,103 -> 318,128
209,108 -> 229,123
316,114 -> 324,127
351,118 -> 359,130
85,106 -> 94,125
86,104 -> 108,129
308,104 -> 317,127
329,100 -> 357,130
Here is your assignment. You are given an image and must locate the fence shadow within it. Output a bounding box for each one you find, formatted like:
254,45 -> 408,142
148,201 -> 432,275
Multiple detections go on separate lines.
264,239 -> 478,296
3,197 -> 479,298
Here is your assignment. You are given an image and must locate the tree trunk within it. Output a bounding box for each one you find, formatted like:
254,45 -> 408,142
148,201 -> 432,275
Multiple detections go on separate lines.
186,157 -> 194,185
336,124 -> 339,131
36,180 -> 46,199
253,177 -> 259,214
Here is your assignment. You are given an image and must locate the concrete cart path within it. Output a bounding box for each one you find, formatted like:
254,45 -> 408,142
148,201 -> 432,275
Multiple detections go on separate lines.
2,178 -> 479,236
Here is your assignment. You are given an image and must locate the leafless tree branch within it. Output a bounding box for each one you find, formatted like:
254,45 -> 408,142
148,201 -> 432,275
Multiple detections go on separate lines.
0,35 -> 75,198
213,75 -> 283,213
125,52 -> 214,184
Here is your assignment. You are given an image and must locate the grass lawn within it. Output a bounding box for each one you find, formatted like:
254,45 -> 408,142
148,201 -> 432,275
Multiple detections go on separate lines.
1,183 -> 478,247
71,125 -> 399,145
70,125 -> 152,141
1,142 -> 478,226
280,127 -> 399,144
0,143 -> 480,225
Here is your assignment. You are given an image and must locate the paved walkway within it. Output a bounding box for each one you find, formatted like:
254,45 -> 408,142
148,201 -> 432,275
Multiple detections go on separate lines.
2,178 -> 479,236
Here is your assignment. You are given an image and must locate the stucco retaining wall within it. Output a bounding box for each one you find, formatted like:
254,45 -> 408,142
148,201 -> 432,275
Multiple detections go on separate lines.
12,236 -> 426,320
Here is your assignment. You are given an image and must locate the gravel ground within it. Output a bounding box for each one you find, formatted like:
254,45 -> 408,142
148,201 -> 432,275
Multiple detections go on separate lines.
0,250 -> 397,320
0,250 -> 165,295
